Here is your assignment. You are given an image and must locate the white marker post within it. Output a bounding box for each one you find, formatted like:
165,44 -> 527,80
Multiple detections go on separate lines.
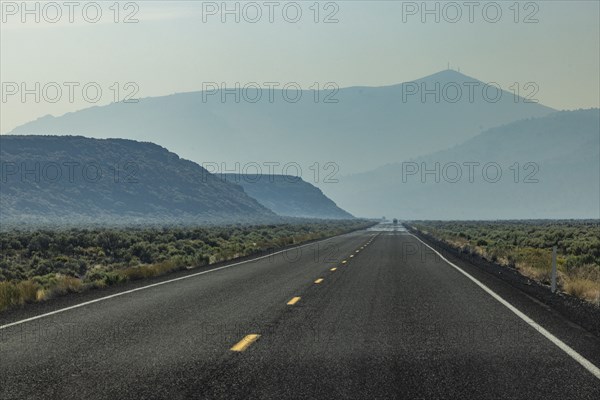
551,246 -> 557,293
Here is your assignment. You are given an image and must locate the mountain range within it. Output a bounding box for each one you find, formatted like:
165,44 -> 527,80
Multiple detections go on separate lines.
221,174 -> 352,219
6,70 -> 595,221
9,70 -> 554,175
0,136 -> 355,226
0,136 -> 275,226
323,109 -> 600,219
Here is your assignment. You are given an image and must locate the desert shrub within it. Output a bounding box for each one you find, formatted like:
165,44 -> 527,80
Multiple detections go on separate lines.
46,275 -> 83,297
0,281 -> 20,311
17,280 -> 40,304
0,220 -> 373,311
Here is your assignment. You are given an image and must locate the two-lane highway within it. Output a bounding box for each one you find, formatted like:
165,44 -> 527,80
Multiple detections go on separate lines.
1,229 -> 599,399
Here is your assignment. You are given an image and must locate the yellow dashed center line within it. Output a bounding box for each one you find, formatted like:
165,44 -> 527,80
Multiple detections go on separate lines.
314,278 -> 324,284
330,267 -> 337,271
231,334 -> 260,352
350,255 -> 354,258
287,296 -> 301,305
342,260 -> 347,264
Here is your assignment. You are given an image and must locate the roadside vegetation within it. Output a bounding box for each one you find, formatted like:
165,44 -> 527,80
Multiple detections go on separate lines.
409,220 -> 600,306
0,220 -> 372,312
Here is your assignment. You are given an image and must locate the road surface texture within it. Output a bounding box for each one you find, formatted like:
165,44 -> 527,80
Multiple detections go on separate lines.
1,228 -> 599,399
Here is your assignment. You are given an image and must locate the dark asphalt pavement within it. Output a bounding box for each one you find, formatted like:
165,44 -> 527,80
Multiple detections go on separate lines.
1,228 -> 599,399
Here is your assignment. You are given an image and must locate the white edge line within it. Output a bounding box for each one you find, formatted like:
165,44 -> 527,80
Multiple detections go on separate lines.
0,232 -> 354,331
410,233 -> 600,380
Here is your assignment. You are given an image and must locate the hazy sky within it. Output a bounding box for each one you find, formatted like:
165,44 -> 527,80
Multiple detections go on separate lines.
1,0 -> 599,133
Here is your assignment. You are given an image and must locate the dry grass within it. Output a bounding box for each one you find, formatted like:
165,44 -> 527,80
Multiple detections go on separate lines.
0,259 -> 190,313
517,264 -> 549,282
563,279 -> 600,305
0,257 -> 189,312
47,275 -> 83,297
496,252 -> 600,305
562,265 -> 600,305
119,259 -> 183,281
0,281 -> 21,311
0,280 -> 43,311
516,261 -> 600,305
418,227 -> 600,306
447,237 -> 469,249
0,275 -> 84,311
36,288 -> 48,301
17,280 -> 40,303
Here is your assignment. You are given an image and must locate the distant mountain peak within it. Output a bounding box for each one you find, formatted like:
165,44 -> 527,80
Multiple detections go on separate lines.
417,69 -> 479,82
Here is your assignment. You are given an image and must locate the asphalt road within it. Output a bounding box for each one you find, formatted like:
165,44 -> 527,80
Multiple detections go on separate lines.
1,227 -> 599,399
